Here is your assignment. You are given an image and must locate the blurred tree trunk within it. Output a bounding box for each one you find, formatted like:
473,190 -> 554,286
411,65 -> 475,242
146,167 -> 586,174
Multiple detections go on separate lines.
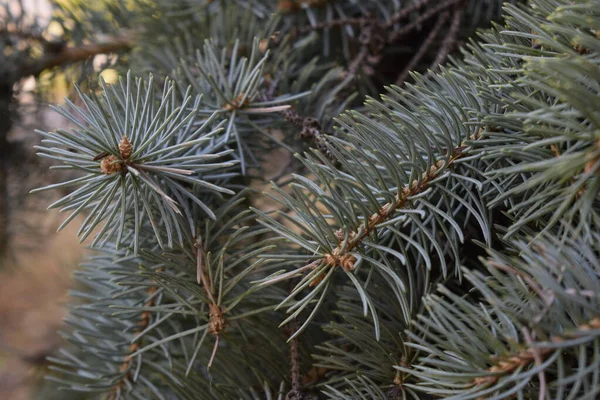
0,84 -> 13,261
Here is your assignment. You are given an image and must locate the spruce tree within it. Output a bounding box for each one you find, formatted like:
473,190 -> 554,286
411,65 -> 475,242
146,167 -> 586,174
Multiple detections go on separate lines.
16,0 -> 600,398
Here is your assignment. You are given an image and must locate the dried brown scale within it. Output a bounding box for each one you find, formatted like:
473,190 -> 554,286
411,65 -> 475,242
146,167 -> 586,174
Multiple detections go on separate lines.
194,235 -> 226,367
583,138 -> 600,174
553,138 -> 599,198
208,303 -> 226,335
259,38 -> 269,54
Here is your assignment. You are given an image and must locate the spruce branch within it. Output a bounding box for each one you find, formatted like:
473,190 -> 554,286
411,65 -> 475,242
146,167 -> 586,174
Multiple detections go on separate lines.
32,73 -> 235,251
255,118 -> 489,332
385,0 -> 437,28
323,141 -> 471,272
30,0 -> 600,399
106,268 -> 163,400
401,234 -> 600,398
177,38 -> 307,173
193,233 -> 224,368
284,318 -> 303,400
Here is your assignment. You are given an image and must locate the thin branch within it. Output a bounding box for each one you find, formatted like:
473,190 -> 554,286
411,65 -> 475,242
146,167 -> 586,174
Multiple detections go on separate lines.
522,327 -> 547,400
385,0 -> 435,27
296,0 -> 435,35
472,318 -> 600,388
280,107 -> 337,163
106,274 -> 162,400
347,45 -> 370,78
395,11 -> 449,86
17,35 -> 133,80
297,16 -> 371,35
427,5 -> 464,74
287,319 -> 302,393
319,128 -> 484,273
194,233 -> 225,368
388,0 -> 462,43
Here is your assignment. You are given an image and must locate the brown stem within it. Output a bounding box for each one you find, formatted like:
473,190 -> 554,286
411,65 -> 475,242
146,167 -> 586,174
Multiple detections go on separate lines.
280,107 -> 337,163
284,318 -> 311,400
297,0 -> 436,36
347,46 -> 370,77
287,319 -> 302,392
18,36 -> 133,80
194,234 -> 225,368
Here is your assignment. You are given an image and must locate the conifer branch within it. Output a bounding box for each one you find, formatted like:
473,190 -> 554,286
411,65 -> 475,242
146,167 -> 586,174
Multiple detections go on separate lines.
320,129 -> 482,273
472,318 -> 600,388
29,0 -> 600,398
106,270 -> 162,400
285,318 -> 302,398
194,234 -> 225,368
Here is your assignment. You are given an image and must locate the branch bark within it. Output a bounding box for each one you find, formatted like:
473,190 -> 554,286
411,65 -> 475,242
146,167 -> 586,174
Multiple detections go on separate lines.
17,36 -> 133,80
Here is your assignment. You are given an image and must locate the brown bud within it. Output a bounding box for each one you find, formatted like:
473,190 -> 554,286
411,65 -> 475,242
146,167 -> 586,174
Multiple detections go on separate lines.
100,155 -> 122,175
277,0 -> 299,12
222,93 -> 249,111
339,254 -> 356,272
259,39 -> 269,54
119,136 -> 132,160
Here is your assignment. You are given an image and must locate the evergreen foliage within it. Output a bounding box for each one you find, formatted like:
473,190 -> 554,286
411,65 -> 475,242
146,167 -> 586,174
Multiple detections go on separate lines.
15,0 -> 600,398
